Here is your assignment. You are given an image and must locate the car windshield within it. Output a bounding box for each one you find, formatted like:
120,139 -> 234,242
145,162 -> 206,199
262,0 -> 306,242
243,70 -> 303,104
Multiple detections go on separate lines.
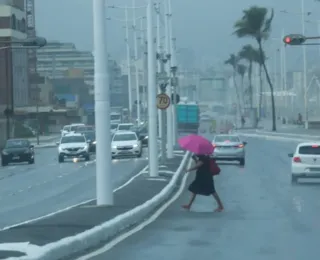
118,124 -> 133,131
111,124 -> 118,130
5,140 -> 29,148
139,127 -> 147,134
214,135 -> 240,142
111,114 -> 121,120
61,136 -> 85,143
113,133 -> 137,141
299,145 -> 320,155
63,126 -> 70,131
70,125 -> 81,131
83,131 -> 95,141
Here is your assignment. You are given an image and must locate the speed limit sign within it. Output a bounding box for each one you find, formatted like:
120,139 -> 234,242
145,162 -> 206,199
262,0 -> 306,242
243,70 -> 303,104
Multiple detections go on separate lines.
156,93 -> 170,109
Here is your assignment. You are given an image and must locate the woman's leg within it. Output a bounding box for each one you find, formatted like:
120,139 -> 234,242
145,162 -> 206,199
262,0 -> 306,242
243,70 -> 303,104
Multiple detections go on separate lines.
212,192 -> 224,212
182,193 -> 196,210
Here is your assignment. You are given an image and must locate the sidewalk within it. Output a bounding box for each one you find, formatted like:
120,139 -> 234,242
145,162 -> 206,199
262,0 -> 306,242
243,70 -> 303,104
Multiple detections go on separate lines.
0,155 -> 185,259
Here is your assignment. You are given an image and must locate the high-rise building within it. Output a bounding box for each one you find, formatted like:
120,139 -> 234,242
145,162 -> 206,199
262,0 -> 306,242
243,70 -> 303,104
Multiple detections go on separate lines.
0,0 -> 29,114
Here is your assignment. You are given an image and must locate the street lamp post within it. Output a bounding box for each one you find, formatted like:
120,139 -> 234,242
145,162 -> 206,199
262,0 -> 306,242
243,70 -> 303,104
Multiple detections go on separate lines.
125,7 -> 133,121
132,0 -> 141,125
301,0 -> 308,129
147,0 -> 158,177
93,0 -> 113,206
164,0 -> 173,159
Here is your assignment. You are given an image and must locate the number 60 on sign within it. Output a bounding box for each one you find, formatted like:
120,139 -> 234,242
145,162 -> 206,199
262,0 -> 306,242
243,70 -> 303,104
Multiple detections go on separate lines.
156,93 -> 170,110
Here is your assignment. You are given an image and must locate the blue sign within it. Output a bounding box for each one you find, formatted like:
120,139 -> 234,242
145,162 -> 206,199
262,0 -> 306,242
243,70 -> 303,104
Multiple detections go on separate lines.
83,104 -> 94,111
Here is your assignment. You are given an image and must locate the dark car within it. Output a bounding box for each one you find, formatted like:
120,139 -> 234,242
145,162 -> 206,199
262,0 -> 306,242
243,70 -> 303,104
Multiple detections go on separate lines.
81,131 -> 96,153
136,126 -> 148,146
1,139 -> 35,166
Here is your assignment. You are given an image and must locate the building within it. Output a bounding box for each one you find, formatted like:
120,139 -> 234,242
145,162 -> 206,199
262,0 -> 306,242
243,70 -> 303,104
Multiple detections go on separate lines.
0,0 -> 29,111
36,41 -> 94,86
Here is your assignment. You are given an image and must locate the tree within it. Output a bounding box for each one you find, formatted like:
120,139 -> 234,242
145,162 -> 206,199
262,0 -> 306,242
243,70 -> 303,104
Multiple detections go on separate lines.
238,44 -> 258,110
224,54 -> 242,116
237,64 -> 247,108
234,6 -> 276,131
254,49 -> 266,123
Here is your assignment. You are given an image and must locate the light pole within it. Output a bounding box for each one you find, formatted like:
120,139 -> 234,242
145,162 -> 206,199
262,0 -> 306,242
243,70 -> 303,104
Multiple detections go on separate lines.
125,7 -> 133,121
132,0 -> 141,125
164,0 -> 173,159
167,0 -> 178,145
147,0 -> 158,177
301,0 -> 308,129
155,2 -> 163,139
93,0 -> 113,206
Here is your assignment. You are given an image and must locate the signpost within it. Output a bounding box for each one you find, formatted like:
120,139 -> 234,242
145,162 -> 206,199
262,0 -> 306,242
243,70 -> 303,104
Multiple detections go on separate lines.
156,93 -> 170,109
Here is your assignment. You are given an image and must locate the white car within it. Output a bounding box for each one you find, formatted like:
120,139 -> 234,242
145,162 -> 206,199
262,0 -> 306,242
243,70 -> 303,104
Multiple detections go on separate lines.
57,133 -> 90,163
110,123 -> 119,135
117,123 -> 134,131
69,123 -> 85,133
111,131 -> 142,158
61,125 -> 71,137
289,142 -> 320,183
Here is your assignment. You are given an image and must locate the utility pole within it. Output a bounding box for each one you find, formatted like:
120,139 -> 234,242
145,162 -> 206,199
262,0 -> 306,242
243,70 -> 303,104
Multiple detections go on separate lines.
146,0 -> 158,177
164,0 -> 173,159
36,91 -> 39,145
132,0 -> 141,125
93,0 -> 113,205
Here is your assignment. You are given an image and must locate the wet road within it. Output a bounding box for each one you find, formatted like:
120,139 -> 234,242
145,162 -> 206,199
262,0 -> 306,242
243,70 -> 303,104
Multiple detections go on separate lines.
0,147 -> 149,229
88,136 -> 320,260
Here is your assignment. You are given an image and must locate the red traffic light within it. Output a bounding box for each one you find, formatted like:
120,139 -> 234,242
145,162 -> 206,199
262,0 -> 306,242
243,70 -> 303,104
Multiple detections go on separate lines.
284,37 -> 291,43
283,34 -> 306,45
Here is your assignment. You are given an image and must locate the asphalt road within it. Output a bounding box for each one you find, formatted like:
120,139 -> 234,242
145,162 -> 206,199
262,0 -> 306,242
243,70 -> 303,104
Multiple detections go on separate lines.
87,128 -> 320,259
0,147 -> 149,229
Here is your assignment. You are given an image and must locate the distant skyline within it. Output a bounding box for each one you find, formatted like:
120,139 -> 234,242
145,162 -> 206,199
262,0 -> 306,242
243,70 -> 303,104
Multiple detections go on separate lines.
35,0 -> 320,70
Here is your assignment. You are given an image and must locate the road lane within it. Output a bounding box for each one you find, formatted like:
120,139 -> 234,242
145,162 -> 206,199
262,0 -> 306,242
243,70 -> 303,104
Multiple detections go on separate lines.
0,148 -> 150,229
86,137 -> 320,260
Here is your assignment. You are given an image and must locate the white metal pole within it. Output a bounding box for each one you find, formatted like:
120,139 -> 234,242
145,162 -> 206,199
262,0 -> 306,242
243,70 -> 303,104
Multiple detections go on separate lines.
279,35 -> 284,118
140,18 -> 146,118
147,0 -> 158,177
93,0 -> 113,206
132,0 -> 141,125
282,29 -> 288,113
164,0 -> 173,158
156,2 -> 162,139
125,6 -> 133,121
301,0 -> 308,129
318,20 -> 320,58
168,0 -> 178,144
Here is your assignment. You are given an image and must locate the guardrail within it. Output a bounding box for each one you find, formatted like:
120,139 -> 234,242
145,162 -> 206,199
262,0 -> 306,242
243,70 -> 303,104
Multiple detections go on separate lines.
19,151 -> 191,260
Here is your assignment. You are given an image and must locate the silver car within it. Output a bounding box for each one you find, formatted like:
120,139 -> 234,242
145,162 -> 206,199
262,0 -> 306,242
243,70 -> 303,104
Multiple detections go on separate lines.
212,134 -> 247,165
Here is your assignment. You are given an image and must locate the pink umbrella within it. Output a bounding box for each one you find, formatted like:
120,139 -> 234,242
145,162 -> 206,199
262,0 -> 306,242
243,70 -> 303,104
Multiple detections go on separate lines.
178,134 -> 214,155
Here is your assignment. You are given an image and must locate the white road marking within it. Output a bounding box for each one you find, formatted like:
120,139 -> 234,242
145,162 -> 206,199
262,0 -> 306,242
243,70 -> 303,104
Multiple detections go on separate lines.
76,158 -> 192,260
146,177 -> 168,181
0,160 -> 150,231
0,242 -> 40,256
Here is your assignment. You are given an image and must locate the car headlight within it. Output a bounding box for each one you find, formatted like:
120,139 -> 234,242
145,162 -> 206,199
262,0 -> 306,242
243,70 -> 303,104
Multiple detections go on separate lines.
2,151 -> 8,155
112,145 -> 117,149
144,136 -> 148,139
24,149 -> 30,153
133,144 -> 138,148
93,141 -> 96,145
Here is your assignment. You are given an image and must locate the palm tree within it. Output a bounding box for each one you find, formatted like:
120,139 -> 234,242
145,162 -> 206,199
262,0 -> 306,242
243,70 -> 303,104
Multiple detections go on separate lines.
237,64 -> 246,108
224,54 -> 242,116
234,6 -> 276,131
238,44 -> 258,110
254,50 -> 266,123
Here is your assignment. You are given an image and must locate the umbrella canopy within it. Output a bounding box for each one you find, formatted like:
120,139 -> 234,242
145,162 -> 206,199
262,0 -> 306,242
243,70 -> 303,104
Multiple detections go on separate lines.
178,134 -> 214,155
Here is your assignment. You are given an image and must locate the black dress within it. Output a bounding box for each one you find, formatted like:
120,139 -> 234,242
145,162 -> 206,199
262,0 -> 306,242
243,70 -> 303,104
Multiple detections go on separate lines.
188,155 -> 215,196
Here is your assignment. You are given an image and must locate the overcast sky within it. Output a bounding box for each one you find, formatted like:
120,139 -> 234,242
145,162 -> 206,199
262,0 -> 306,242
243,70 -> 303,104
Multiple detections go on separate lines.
35,0 -> 320,70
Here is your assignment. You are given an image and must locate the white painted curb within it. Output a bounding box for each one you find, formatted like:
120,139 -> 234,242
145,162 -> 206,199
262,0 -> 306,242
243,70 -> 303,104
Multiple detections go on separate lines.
15,151 -> 191,260
34,144 -> 57,149
256,129 -> 320,139
240,133 -> 316,142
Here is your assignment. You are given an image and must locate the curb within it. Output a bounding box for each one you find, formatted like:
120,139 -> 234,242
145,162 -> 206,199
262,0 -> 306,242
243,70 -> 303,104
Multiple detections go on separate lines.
255,129 -> 320,139
33,144 -> 57,149
17,151 -> 191,260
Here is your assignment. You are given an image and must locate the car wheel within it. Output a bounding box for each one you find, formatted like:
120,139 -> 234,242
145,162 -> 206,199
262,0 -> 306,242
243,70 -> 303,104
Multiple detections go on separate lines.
58,155 -> 64,163
28,158 -> 35,164
291,175 -> 298,184
239,158 -> 245,166
1,159 -> 8,167
85,154 -> 90,161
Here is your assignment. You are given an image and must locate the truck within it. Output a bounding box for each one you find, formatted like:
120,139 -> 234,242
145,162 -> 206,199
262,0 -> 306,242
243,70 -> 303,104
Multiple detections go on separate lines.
177,102 -> 200,134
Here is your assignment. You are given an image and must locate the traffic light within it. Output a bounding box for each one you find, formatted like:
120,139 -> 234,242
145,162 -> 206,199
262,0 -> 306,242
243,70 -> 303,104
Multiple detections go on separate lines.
283,34 -> 306,45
